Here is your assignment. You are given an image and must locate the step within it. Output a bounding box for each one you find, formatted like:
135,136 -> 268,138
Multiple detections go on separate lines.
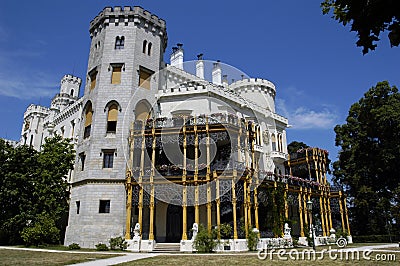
153,243 -> 181,253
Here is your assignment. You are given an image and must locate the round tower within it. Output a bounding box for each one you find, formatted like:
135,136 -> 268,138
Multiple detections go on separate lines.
51,74 -> 82,111
65,6 -> 168,248
230,78 -> 276,112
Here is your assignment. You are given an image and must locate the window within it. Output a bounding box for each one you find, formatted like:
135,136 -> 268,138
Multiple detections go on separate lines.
79,152 -> 86,171
29,135 -> 34,147
89,70 -> 97,90
103,150 -> 114,168
142,40 -> 147,53
70,89 -> 74,96
147,42 -> 152,55
115,36 -> 124,49
271,134 -> 276,151
111,65 -> 122,84
139,66 -> 154,90
84,102 -> 93,139
107,104 -> 118,133
76,201 -> 80,214
99,200 -> 110,213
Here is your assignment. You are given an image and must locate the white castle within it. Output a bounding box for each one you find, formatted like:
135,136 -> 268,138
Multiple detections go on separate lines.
19,6 -> 348,251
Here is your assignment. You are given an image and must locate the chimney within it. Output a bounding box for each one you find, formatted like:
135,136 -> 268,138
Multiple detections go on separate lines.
170,43 -> 184,69
196,53 -> 204,79
222,75 -> 228,87
212,60 -> 222,85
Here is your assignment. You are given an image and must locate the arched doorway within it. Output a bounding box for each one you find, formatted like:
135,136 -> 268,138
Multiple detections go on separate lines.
166,204 -> 182,242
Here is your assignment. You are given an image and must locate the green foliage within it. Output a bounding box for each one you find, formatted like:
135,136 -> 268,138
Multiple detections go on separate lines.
193,224 -> 218,253
109,236 -> 127,250
287,141 -> 309,155
219,223 -> 232,239
20,213 -> 60,246
68,243 -> 81,250
246,227 -> 259,251
321,0 -> 400,54
335,228 -> 349,238
333,81 -> 400,236
95,243 -> 109,251
0,136 -> 75,245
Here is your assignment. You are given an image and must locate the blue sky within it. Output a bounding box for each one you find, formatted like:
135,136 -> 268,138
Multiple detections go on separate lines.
0,0 -> 399,165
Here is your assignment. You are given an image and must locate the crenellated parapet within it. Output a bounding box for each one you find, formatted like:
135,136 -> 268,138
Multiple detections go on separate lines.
24,104 -> 50,119
89,6 -> 167,46
61,74 -> 82,86
229,78 -> 276,97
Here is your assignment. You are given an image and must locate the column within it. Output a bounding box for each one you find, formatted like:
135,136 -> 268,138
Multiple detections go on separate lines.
343,196 -> 351,235
149,122 -> 156,241
338,191 -> 346,232
243,180 -> 249,236
207,172 -> 212,232
327,194 -> 333,231
284,184 -> 289,220
215,174 -> 221,239
232,170 -> 238,239
125,124 -> 134,240
194,118 -> 199,224
303,189 -> 308,226
182,119 -> 188,240
298,187 -> 304,237
319,190 -> 326,236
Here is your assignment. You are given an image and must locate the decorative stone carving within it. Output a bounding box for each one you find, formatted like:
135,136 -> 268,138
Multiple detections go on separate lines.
192,223 -> 198,240
283,223 -> 291,239
133,223 -> 141,238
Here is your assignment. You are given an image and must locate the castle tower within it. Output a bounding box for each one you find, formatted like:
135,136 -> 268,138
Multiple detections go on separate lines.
51,75 -> 82,112
64,6 -> 167,248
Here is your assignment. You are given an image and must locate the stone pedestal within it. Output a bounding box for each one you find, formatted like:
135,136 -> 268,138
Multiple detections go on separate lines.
298,237 -> 308,246
126,238 -> 141,252
140,240 -> 155,252
180,240 -> 194,252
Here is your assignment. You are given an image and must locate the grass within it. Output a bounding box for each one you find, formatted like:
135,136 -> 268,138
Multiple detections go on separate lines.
120,252 -> 398,266
0,249 -> 122,266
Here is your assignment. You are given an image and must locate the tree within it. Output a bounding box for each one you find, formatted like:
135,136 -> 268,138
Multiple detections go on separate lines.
0,136 -> 75,245
321,0 -> 400,54
287,141 -> 309,154
333,81 -> 400,236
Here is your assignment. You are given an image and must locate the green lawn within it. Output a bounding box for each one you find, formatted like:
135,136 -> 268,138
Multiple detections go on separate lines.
0,249 -> 121,266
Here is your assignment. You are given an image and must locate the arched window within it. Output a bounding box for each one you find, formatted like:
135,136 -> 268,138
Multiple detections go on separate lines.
70,89 -> 74,96
135,100 -> 151,121
271,133 -> 277,151
147,42 -> 152,56
84,102 -> 93,139
142,40 -> 147,54
107,104 -> 118,133
115,36 -> 124,49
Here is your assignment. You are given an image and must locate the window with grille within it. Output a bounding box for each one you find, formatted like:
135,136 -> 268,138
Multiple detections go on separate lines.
103,150 -> 114,168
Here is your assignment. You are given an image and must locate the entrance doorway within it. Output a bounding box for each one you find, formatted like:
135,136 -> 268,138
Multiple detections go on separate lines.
166,204 -> 182,242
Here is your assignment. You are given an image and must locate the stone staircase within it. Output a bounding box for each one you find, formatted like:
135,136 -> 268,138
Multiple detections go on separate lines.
152,243 -> 181,253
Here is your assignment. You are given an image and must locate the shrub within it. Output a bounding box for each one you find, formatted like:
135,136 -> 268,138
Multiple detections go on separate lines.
246,228 -> 259,251
68,243 -> 81,250
193,224 -> 218,253
219,223 -> 232,239
95,243 -> 109,251
20,213 -> 60,247
109,236 -> 127,250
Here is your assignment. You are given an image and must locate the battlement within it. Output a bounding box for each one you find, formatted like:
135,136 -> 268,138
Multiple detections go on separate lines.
61,74 -> 82,86
230,78 -> 276,93
24,104 -> 50,119
89,6 -> 167,36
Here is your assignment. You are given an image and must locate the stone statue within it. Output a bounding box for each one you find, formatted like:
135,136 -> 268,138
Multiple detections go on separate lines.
192,223 -> 198,240
283,223 -> 292,239
329,228 -> 336,240
133,223 -> 140,238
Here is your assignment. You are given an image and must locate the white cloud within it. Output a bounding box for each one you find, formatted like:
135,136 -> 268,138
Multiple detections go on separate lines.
276,98 -> 338,130
0,72 -> 58,99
